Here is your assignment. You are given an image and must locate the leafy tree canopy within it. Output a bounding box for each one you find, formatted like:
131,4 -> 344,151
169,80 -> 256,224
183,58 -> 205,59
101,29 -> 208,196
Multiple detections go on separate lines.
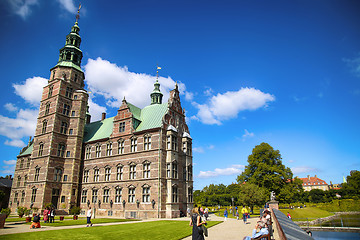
237,183 -> 267,210
237,142 -> 293,195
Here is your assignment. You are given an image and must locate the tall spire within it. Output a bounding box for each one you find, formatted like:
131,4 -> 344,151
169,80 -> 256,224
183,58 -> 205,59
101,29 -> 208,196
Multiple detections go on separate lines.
150,65 -> 163,104
54,4 -> 83,72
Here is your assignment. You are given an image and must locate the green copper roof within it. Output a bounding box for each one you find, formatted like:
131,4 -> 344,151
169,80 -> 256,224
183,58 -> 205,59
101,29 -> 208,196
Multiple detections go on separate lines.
127,102 -> 141,120
55,61 -> 83,72
136,103 -> 168,132
19,142 -> 33,157
83,117 -> 114,143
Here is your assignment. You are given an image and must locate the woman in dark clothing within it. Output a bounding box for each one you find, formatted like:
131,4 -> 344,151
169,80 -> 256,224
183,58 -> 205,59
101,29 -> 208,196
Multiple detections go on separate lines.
189,208 -> 206,240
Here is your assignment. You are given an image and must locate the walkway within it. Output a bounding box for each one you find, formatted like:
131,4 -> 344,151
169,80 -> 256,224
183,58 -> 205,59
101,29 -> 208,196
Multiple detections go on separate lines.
1,214 -> 280,239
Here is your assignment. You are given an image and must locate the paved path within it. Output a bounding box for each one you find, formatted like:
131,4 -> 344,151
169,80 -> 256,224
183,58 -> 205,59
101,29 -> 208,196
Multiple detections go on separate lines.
1,214 -> 280,240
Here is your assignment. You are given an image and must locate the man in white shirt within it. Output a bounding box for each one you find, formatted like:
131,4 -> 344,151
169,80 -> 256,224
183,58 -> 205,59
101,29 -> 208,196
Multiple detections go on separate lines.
243,221 -> 269,240
87,207 -> 93,227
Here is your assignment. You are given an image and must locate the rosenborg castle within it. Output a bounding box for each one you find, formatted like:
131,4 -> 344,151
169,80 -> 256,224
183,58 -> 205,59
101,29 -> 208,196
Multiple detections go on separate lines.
9,17 -> 193,218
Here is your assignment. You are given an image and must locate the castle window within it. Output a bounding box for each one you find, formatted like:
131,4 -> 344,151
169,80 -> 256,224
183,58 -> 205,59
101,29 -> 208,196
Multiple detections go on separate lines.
119,122 -> 125,132
83,170 -> 89,183
21,191 -> 25,203
128,187 -> 135,203
142,186 -> 150,203
143,162 -> 150,179
65,87 -> 73,98
63,104 -> 70,115
183,166 -> 187,181
103,189 -> 110,203
85,146 -> 91,159
144,136 -> 151,150
57,143 -> 66,157
95,145 -> 101,158
69,129 -> 73,135
129,164 -> 136,180
17,176 -> 21,187
71,111 -> 75,116
45,103 -> 50,115
115,187 -> 122,203
14,192 -> 18,203
187,165 -> 193,181
20,159 -> 24,169
31,188 -> 37,202
188,187 -> 193,202
118,140 -> 124,154
172,162 -> 178,179
92,189 -> 98,203
172,185 -> 178,203
106,142 -> 112,156
172,136 -> 178,151
66,151 -> 70,157
34,168 -> 40,181
116,165 -> 123,180
48,85 -> 53,98
66,52 -> 71,60
38,143 -> 44,157
105,167 -> 111,181
166,163 -> 171,178
167,136 -> 171,149
60,122 -> 68,134
42,120 -> 47,134
27,158 -> 30,168
63,175 -> 68,181
74,95 -> 78,100
24,175 -> 27,186
94,168 -> 100,182
131,138 -> 137,152
54,168 -> 62,182
81,189 -> 87,203
74,74 -> 78,82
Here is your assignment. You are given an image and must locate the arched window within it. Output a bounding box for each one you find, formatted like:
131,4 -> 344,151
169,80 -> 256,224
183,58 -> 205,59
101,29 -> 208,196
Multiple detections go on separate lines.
118,139 -> 124,154
104,167 -> 111,181
45,102 -> 50,115
106,142 -> 112,156
129,163 -> 136,179
116,164 -> 123,180
48,85 -> 53,98
85,145 -> 91,159
66,52 -> 71,60
115,187 -> 122,203
38,143 -> 44,157
54,168 -> 63,182
42,120 -> 47,134
143,161 -> 150,179
144,134 -> 151,150
172,184 -> 178,203
57,143 -> 66,157
142,185 -> 150,203
128,186 -> 135,203
95,144 -> 101,158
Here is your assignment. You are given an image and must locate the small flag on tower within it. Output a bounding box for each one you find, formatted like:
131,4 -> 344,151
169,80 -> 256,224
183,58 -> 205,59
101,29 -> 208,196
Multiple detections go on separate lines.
157,66 -> 161,70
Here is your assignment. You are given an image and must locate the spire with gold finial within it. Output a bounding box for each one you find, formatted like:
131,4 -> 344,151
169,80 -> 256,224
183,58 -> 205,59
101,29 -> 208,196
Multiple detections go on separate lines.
151,65 -> 163,104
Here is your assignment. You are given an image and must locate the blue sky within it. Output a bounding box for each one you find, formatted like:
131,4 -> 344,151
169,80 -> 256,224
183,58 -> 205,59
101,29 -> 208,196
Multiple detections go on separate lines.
0,0 -> 359,190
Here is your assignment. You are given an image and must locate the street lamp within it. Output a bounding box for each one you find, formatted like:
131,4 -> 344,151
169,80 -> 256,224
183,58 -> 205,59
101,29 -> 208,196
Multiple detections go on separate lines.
231,197 -> 234,216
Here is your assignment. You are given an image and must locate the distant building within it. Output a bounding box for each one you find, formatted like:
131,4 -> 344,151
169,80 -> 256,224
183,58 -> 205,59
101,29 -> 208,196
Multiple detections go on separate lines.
299,175 -> 329,191
9,15 -> 193,218
0,176 -> 13,209
328,181 -> 342,190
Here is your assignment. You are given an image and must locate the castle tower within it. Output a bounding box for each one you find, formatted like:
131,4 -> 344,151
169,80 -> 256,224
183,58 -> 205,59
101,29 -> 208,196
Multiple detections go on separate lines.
10,12 -> 89,211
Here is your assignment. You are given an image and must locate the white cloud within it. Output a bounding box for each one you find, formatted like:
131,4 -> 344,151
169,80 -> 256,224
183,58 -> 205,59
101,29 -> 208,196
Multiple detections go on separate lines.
0,108 -> 38,147
57,0 -> 77,14
193,147 -> 204,153
185,91 -> 194,101
7,0 -> 39,19
88,98 -> 107,122
192,87 -> 275,125
4,103 -> 18,112
291,166 -> 318,174
5,140 -> 26,147
288,159 -> 294,163
4,160 -> 17,165
204,88 -> 214,96
343,55 -> 360,77
242,129 -> 254,141
0,169 -> 15,174
13,76 -> 48,106
198,164 -> 245,178
84,58 -> 185,109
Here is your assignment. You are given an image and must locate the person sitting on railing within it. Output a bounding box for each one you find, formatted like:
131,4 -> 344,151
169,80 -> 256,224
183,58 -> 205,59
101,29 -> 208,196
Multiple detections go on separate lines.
242,221 -> 269,240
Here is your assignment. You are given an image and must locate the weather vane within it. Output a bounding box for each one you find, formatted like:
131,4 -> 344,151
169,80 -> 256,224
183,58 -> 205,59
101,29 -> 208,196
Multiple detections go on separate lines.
76,3 -> 82,23
156,64 -> 161,81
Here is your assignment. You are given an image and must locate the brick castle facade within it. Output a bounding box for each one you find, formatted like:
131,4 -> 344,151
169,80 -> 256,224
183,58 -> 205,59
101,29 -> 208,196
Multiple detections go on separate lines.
9,18 -> 193,219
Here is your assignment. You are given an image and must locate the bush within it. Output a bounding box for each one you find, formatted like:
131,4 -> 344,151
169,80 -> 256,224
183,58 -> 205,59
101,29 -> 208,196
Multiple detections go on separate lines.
1,208 -> 11,217
17,206 -> 27,217
69,206 -> 81,215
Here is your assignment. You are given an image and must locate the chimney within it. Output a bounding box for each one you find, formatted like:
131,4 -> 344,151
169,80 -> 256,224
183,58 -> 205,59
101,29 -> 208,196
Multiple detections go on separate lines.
307,175 -> 310,180
101,112 -> 106,121
315,175 -> 317,178
86,114 -> 91,124
8,175 -> 12,179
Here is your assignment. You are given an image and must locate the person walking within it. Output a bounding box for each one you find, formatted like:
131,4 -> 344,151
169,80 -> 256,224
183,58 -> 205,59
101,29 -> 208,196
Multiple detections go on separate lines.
224,208 -> 228,221
242,206 -> 248,224
49,208 -> 55,223
87,207 -> 93,227
189,208 -> 206,240
43,207 -> 49,223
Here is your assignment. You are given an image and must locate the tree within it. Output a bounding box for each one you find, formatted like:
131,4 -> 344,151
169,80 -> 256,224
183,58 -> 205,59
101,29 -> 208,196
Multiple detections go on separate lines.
342,170 -> 360,198
236,142 -> 293,196
308,189 -> 326,203
278,177 -> 304,204
237,183 -> 267,212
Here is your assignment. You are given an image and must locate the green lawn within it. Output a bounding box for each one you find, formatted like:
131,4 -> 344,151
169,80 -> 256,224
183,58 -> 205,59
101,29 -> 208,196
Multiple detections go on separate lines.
0,220 -> 222,240
6,216 -> 85,222
279,207 -> 333,220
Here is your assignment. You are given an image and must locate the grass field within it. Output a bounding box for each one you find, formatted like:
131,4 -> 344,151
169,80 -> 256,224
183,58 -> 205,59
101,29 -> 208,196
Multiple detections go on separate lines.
279,207 -> 334,220
25,218 -> 138,227
6,216 -> 84,223
0,220 -> 222,240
